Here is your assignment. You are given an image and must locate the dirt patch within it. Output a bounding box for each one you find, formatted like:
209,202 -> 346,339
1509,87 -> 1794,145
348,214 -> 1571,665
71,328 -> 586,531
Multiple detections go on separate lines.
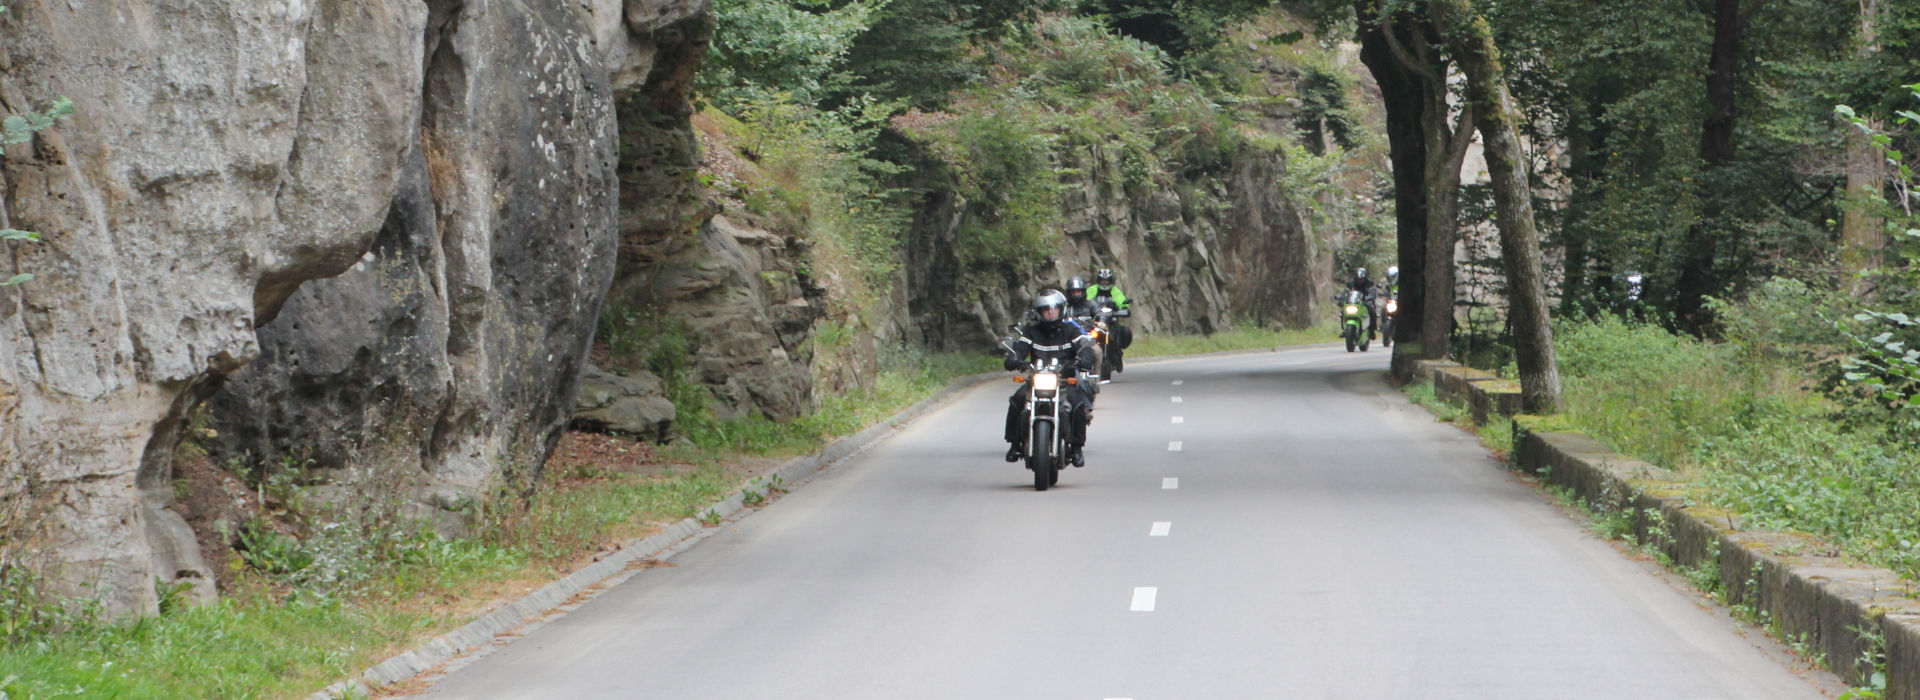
170,454 -> 264,592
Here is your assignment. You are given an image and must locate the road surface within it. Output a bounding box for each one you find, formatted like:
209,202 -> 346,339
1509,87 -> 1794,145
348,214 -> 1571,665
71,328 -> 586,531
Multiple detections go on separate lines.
410,346 -> 1840,699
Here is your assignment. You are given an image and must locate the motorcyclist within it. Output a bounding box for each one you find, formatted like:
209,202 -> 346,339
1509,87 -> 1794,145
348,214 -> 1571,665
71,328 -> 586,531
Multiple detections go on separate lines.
1089,268 -> 1132,373
1062,276 -> 1099,326
1345,267 -> 1378,340
1089,269 -> 1130,310
1384,266 -> 1399,297
1004,290 -> 1098,468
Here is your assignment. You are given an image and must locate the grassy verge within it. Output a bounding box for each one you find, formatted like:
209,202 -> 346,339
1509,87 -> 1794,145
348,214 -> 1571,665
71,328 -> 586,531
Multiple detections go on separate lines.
1422,312 -> 1920,586
1127,322 -> 1339,358
1550,316 -> 1920,582
1402,381 -> 1514,457
0,352 -> 998,699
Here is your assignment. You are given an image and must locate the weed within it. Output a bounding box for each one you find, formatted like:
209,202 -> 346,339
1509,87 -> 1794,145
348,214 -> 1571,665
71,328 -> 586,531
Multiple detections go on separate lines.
1839,624 -> 1888,699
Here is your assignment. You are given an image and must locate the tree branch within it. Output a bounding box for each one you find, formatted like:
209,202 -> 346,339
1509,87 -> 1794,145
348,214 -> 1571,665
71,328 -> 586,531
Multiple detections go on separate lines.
1381,17 -> 1443,85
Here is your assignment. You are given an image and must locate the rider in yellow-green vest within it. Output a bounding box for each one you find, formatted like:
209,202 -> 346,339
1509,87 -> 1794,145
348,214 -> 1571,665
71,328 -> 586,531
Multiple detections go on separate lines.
1089,268 -> 1132,372
1089,268 -> 1129,310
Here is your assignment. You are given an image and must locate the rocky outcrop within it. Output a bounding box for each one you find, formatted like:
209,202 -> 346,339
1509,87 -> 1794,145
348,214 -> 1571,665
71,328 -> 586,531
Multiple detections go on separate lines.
206,0 -> 622,535
0,0 -> 428,617
905,141 -> 1333,353
0,0 -> 706,616
571,365 -> 676,441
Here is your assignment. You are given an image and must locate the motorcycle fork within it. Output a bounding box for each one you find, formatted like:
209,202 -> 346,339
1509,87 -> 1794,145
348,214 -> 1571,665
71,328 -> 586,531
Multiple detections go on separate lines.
1027,396 -> 1060,457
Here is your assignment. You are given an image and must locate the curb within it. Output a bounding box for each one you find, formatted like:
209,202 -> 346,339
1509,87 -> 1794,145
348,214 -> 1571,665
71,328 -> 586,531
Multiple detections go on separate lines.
311,370 -> 1002,699
1414,359 -> 1920,697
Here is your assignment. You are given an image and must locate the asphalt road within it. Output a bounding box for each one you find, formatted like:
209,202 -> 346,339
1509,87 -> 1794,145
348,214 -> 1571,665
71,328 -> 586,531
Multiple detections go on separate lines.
409,346 -> 1842,699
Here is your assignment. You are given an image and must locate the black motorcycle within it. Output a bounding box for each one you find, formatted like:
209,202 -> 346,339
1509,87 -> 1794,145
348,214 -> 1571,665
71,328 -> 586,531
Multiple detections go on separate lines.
1009,355 -> 1079,491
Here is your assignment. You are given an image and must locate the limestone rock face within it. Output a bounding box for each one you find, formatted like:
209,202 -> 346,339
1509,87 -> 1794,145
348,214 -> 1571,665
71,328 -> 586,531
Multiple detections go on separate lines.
0,0 -> 706,616
206,0 -> 622,535
0,0 -> 427,617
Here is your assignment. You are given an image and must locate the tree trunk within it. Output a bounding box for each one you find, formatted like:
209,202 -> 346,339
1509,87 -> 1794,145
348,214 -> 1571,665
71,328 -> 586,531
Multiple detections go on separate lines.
1431,0 -> 1562,413
1377,13 -> 1475,363
1841,0 -> 1884,296
1355,2 -> 1432,380
1420,99 -> 1474,362
1674,0 -> 1759,334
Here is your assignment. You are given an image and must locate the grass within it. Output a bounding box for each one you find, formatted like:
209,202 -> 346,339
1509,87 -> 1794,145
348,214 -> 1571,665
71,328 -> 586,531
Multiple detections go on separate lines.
671,350 -> 1000,460
0,461 -> 738,700
1127,322 -> 1338,358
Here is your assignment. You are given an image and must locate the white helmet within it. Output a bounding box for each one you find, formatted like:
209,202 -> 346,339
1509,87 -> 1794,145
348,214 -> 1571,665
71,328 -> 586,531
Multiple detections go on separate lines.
1386,266 -> 1399,281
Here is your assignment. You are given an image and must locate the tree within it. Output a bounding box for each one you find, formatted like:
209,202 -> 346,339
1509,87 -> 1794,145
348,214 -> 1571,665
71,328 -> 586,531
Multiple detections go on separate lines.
1673,0 -> 1763,335
1354,1 -> 1431,376
1430,0 -> 1562,412
1370,9 -> 1475,362
1840,0 -> 1886,296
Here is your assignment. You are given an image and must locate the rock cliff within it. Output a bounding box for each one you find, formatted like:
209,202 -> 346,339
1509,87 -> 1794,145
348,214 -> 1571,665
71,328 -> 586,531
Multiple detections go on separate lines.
905,140 -> 1334,353
0,0 -> 708,617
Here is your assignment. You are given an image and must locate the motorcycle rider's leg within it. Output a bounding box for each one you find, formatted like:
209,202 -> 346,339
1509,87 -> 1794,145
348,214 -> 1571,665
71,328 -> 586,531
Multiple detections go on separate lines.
1367,307 -> 1378,339
1066,389 -> 1090,467
1004,387 -> 1029,462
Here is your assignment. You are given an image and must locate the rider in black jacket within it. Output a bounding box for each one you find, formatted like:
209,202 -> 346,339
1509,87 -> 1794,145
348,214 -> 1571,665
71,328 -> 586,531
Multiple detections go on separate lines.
1004,290 -> 1098,467
1345,267 -> 1378,340
1062,276 -> 1099,328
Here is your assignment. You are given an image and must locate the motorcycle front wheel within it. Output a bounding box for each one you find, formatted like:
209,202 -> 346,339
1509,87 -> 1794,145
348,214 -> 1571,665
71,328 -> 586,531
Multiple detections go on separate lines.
1029,422 -> 1055,491
1382,318 -> 1394,347
1343,325 -> 1357,352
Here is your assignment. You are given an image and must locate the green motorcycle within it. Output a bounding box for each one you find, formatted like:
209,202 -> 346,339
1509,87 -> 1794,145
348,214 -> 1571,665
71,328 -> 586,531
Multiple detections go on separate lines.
1338,290 -> 1371,353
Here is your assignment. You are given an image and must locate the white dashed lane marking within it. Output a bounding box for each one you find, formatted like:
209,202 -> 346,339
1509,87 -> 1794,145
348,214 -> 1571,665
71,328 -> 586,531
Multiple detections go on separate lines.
1162,477 -> 1178,490
1171,396 -> 1183,403
1168,441 -> 1182,451
1150,522 -> 1171,537
1172,380 -> 1183,386
1130,587 -> 1157,612
1172,416 -> 1184,424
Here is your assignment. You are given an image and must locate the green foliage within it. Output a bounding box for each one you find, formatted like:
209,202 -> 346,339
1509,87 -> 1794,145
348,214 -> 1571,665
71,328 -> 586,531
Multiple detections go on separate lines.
0,565 -> 98,647
0,96 -> 73,145
701,0 -> 885,109
937,108 -> 1064,268
1090,0 -> 1279,60
1552,313 -> 1920,582
1833,85 -> 1920,440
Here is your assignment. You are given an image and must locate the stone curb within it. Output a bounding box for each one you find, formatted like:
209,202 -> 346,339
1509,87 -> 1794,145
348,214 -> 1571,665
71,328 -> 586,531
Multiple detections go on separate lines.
1414,359 -> 1920,697
310,370 -> 1004,699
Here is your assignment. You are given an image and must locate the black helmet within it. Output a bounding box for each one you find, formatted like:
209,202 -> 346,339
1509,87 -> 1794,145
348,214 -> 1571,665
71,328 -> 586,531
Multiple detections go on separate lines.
1095,268 -> 1115,285
1065,276 -> 1088,301
1033,289 -> 1068,319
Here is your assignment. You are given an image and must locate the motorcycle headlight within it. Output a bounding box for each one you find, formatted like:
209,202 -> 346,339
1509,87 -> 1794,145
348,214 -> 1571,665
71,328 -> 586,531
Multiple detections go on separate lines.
1344,305 -> 1359,315
1031,372 -> 1059,393
1385,300 -> 1398,313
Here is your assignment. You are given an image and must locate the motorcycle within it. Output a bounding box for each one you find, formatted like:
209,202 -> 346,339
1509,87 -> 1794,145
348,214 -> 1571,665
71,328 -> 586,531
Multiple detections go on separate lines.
1338,289 -> 1371,353
1009,356 -> 1079,491
1081,301 -> 1131,383
1380,291 -> 1397,348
